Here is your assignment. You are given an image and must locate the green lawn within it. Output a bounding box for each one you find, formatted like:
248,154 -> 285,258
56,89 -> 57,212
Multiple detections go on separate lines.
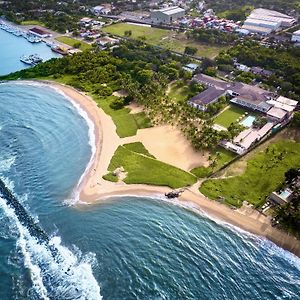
104,144 -> 197,188
214,105 -> 247,128
191,147 -> 236,178
200,141 -> 300,207
123,142 -> 155,158
103,23 -> 226,59
55,36 -> 92,51
21,20 -> 46,27
94,95 -> 151,137
168,81 -> 190,103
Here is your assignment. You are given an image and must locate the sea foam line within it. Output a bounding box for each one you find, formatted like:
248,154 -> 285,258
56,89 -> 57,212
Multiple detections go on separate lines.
0,192 -> 102,299
5,81 -> 97,205
108,193 -> 300,268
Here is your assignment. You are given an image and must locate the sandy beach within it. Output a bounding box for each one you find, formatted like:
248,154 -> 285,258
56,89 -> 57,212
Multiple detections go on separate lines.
35,80 -> 300,258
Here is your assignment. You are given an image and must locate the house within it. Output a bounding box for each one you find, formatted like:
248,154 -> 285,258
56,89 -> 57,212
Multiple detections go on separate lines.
92,4 -> 111,15
28,27 -> 51,38
97,36 -> 119,48
251,66 -> 273,77
188,87 -> 226,111
183,63 -> 199,73
292,29 -> 300,43
269,188 -> 294,205
80,17 -> 93,26
150,6 -> 185,23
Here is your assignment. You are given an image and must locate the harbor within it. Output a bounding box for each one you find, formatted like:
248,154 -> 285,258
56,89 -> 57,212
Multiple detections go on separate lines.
0,23 -> 62,75
0,21 -> 42,43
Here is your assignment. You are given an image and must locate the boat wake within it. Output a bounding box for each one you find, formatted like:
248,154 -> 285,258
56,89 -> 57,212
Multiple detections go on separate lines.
0,178 -> 102,299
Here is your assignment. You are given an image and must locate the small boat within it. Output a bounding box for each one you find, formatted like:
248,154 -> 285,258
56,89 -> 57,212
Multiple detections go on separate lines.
20,54 -> 43,66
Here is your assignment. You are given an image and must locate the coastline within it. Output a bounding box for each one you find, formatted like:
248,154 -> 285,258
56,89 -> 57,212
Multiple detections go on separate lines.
12,80 -> 300,258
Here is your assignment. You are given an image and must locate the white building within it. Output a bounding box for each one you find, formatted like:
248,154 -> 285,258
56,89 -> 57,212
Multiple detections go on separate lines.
292,29 -> 300,43
242,8 -> 296,35
150,6 -> 185,23
92,5 -> 111,15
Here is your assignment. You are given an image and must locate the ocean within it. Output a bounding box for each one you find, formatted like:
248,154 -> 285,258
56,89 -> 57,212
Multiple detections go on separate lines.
0,34 -> 300,300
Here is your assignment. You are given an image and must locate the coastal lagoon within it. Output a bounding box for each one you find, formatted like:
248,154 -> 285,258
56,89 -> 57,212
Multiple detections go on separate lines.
0,29 -> 60,76
0,83 -> 300,299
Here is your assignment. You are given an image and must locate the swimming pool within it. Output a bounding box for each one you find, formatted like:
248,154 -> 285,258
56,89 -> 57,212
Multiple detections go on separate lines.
279,189 -> 292,199
240,115 -> 256,127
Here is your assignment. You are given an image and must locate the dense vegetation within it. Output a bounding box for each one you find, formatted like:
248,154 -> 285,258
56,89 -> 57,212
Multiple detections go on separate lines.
104,144 -> 197,188
217,41 -> 300,100
187,28 -> 238,46
274,169 -> 300,236
200,141 -> 300,207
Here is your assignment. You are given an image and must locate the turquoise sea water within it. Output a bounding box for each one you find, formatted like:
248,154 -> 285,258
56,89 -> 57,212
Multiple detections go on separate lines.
0,37 -> 300,299
0,29 -> 61,76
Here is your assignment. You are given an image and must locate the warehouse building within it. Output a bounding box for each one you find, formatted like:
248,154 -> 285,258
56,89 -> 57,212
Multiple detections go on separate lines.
150,6 -> 185,24
242,8 -> 296,35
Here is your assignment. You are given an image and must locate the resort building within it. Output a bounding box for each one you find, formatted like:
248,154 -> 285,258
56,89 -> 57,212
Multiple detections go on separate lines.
150,6 -> 185,24
28,27 -> 51,38
242,8 -> 296,35
188,87 -> 226,111
190,73 -> 298,155
292,29 -> 300,43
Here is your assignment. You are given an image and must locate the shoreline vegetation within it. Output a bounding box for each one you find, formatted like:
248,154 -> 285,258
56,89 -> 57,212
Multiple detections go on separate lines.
14,79 -> 300,258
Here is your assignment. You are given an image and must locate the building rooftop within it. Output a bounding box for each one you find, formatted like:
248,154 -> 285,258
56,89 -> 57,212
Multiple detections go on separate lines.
29,27 -> 50,35
239,131 -> 259,149
245,18 -> 279,26
276,96 -> 298,107
154,6 -> 185,15
189,87 -> 225,106
251,8 -> 295,20
231,82 -> 274,104
242,25 -> 273,34
257,122 -> 274,137
267,100 -> 295,112
267,107 -> 288,119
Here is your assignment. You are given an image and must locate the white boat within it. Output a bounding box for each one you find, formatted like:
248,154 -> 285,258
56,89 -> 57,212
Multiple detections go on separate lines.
20,54 -> 43,66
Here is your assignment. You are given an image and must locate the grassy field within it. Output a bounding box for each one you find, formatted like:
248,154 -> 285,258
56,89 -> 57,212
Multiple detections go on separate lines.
191,147 -> 236,178
104,144 -> 197,188
94,95 -> 151,137
168,81 -> 190,103
214,105 -> 247,128
21,20 -> 45,26
55,36 -> 92,51
103,23 -> 226,59
123,142 -> 155,158
200,141 -> 300,207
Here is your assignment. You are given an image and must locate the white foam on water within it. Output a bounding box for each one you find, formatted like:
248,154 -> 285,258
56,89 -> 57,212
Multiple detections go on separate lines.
0,194 -> 102,299
7,81 -> 97,206
111,194 -> 300,267
0,196 -> 49,299
0,156 -> 16,173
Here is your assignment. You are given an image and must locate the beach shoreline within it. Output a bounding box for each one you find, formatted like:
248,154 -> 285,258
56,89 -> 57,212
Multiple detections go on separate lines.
18,80 -> 300,258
